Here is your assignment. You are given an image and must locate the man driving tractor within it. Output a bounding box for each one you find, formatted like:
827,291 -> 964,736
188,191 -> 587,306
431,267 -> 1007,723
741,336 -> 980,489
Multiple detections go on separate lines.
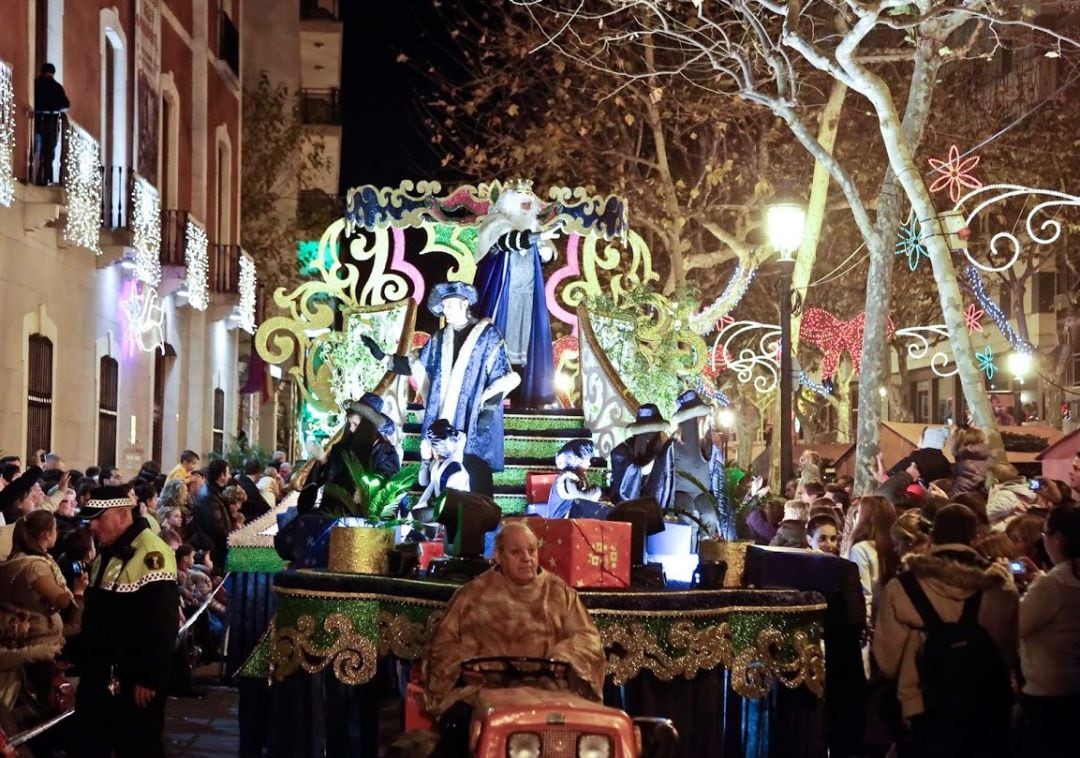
423,521 -> 606,752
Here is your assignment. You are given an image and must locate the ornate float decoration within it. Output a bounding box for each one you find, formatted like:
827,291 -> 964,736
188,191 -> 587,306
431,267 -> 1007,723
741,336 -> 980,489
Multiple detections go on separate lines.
256,181 -> 637,442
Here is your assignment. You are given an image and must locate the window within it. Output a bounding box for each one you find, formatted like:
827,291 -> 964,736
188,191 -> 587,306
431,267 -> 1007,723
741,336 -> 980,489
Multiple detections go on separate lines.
212,388 -> 225,455
26,335 -> 54,458
915,380 -> 930,424
214,128 -> 232,245
152,349 -> 166,464
97,357 -> 118,467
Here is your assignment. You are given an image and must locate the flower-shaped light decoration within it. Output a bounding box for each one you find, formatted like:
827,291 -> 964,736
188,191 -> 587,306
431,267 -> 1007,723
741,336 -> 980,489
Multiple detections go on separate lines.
964,303 -> 984,334
928,145 -> 982,204
976,345 -> 995,380
895,214 -> 928,271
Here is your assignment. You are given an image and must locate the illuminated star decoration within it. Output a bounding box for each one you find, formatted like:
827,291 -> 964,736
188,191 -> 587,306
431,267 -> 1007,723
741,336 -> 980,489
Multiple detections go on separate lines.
976,345 -> 995,380
895,214 -> 928,271
928,144 -> 982,204
963,303 -> 984,334
800,309 -> 895,379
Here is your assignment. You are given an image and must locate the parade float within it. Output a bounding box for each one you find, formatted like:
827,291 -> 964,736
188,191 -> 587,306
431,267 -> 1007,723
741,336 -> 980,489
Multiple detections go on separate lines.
232,179 -> 830,758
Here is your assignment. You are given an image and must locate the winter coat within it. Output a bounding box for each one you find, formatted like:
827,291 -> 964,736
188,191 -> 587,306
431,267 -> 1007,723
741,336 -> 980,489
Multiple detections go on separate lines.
874,470 -> 916,506
1020,559 -> 1080,696
887,448 -> 951,485
746,508 -> 777,545
950,442 -> 991,497
872,544 -> 1018,719
986,480 -> 1038,527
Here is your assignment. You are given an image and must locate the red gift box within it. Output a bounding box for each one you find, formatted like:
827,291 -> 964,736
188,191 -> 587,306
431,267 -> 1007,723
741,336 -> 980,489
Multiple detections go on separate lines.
521,518 -> 630,589
404,681 -> 434,731
418,541 -> 445,573
525,472 -> 559,504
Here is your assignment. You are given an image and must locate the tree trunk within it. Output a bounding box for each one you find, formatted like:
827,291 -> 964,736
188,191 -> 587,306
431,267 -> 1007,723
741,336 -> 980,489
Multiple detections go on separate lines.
891,346 -> 914,422
853,227 -> 893,494
791,79 -> 848,350
737,399 -> 758,471
836,356 -> 853,443
839,28 -> 1005,470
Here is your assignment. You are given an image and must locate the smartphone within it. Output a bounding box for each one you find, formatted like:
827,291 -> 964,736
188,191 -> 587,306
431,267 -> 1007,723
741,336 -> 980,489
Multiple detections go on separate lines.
71,561 -> 83,575
1009,560 -> 1025,575
1030,479 -> 1041,491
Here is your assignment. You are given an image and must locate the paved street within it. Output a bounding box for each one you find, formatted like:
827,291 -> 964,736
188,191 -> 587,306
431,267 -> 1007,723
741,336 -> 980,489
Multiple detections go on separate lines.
164,686 -> 239,758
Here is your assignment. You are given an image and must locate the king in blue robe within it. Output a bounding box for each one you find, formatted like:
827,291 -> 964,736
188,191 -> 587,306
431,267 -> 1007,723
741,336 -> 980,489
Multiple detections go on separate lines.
474,184 -> 556,408
413,283 -> 520,472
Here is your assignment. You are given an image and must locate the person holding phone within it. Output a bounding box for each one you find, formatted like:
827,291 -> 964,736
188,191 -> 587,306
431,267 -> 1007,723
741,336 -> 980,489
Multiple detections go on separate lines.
1018,505 -> 1080,756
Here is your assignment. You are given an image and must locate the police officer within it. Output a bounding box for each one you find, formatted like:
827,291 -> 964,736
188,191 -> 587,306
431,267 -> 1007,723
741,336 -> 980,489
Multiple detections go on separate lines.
71,485 -> 179,758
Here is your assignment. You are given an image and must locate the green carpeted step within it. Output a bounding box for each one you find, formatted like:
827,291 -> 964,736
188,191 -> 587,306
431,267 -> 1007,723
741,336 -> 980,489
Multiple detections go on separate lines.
402,433 -> 593,462
408,489 -> 528,515
404,408 -> 586,433
403,463 -> 605,489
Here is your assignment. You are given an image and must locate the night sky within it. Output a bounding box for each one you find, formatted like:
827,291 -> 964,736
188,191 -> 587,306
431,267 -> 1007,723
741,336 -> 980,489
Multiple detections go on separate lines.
339,2 -> 456,192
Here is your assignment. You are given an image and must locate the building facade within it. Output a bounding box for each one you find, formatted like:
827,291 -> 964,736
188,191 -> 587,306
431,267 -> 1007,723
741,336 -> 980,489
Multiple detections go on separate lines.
0,0 -> 256,474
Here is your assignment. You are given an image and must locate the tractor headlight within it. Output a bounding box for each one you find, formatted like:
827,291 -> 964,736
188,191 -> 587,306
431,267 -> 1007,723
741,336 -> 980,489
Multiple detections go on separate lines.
507,732 -> 541,758
578,733 -> 612,758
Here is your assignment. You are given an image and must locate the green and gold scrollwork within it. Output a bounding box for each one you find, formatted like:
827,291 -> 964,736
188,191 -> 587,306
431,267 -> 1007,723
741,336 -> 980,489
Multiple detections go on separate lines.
269,613 -> 379,686
254,218 -> 417,431
265,586 -> 826,700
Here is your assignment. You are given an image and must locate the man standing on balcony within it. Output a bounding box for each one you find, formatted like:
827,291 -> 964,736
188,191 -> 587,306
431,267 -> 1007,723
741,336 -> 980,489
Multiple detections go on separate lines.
33,63 -> 70,186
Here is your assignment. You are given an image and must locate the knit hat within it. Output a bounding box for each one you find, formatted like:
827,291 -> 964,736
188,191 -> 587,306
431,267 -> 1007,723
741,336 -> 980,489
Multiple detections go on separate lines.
0,466 -> 42,514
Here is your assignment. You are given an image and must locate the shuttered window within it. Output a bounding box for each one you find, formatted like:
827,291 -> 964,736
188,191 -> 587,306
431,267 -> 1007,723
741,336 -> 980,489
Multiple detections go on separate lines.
212,388 -> 225,455
98,357 -> 119,468
26,335 -> 54,458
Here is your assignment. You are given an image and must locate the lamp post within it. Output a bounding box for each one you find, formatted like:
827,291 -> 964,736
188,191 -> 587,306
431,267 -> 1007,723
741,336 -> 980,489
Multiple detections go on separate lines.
717,407 -> 736,463
766,192 -> 806,489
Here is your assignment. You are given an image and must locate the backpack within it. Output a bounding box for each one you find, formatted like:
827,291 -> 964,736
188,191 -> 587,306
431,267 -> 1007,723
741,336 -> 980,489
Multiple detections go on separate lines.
899,571 -> 1012,720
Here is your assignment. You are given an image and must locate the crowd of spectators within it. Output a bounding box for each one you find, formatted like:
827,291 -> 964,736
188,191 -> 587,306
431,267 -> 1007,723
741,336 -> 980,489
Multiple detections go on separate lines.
742,428 -> 1080,757
0,446 -> 293,753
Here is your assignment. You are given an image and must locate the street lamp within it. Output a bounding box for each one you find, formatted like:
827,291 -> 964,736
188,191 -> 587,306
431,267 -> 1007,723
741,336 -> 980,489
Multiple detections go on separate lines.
717,407 -> 736,463
1007,351 -> 1032,383
766,189 -> 806,488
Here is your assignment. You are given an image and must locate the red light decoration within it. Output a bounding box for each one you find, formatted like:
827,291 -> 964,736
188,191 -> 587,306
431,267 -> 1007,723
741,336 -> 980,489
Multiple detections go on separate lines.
799,309 -> 895,379
928,145 -> 982,204
964,303 -> 984,334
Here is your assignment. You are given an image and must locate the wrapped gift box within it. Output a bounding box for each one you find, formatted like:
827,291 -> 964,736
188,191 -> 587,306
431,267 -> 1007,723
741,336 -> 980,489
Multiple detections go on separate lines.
525,472 -> 559,504
521,518 -> 630,589
404,681 -> 435,731
418,541 -> 445,573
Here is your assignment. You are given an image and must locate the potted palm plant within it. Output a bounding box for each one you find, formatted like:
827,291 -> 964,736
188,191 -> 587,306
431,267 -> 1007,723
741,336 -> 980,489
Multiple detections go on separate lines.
322,453 -> 421,574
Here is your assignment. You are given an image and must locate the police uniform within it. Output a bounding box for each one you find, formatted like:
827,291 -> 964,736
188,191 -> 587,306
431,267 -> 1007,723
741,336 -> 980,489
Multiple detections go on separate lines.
72,500 -> 179,758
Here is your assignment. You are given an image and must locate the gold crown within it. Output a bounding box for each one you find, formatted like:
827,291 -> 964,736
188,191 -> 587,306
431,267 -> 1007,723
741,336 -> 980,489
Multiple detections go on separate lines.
505,178 -> 534,194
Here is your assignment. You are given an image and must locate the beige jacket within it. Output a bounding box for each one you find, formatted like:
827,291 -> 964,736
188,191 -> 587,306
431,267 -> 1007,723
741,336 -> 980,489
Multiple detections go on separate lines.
872,544 -> 1018,719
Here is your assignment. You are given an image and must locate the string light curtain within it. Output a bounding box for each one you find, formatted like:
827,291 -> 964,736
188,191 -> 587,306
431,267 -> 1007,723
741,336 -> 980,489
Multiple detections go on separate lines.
0,61 -> 14,207
237,253 -> 257,334
63,121 -> 102,254
131,176 -> 162,286
185,219 -> 209,310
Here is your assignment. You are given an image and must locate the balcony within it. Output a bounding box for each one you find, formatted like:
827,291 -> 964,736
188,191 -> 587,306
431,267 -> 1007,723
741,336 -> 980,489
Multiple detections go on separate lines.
219,11 -> 240,77
300,0 -> 339,21
299,88 -> 341,124
160,209 -> 192,267
210,243 -> 243,294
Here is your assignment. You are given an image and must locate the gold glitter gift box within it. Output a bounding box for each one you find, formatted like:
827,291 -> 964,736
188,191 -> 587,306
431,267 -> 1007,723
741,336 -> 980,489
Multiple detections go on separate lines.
698,539 -> 754,587
327,525 -> 395,574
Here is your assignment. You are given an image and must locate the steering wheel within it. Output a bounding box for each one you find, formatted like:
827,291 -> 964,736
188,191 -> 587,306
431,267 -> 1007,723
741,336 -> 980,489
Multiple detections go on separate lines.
460,657 -> 571,688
